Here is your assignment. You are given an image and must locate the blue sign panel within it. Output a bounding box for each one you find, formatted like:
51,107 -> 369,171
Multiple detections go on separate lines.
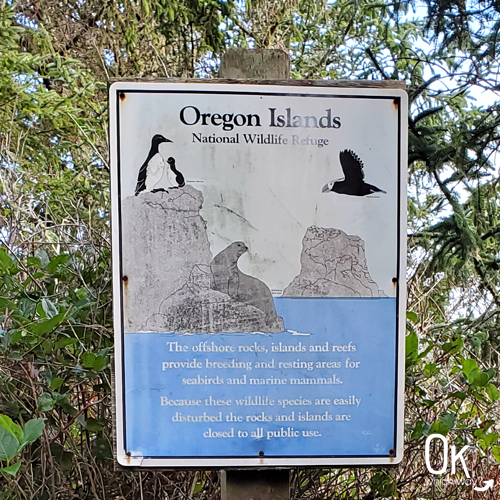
110,82 -> 407,467
124,298 -> 396,458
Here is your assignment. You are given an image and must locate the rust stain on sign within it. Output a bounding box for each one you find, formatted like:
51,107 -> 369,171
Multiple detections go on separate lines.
122,275 -> 130,322
119,92 -> 126,101
392,277 -> 397,292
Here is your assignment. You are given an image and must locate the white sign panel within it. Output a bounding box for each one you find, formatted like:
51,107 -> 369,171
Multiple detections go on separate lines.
109,81 -> 407,467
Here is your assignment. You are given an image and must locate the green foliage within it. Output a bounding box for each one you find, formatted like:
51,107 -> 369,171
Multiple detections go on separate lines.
0,415 -> 45,475
0,0 -> 499,498
369,471 -> 397,497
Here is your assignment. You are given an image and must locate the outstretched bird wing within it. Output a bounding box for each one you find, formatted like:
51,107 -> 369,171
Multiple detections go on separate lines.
339,150 -> 365,183
135,159 -> 149,195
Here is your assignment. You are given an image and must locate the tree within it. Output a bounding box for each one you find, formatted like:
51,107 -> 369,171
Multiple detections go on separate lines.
1,0 -> 499,498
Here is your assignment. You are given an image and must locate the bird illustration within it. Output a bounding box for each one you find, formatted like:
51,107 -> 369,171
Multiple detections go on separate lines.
135,134 -> 172,196
322,150 -> 386,196
166,157 -> 185,189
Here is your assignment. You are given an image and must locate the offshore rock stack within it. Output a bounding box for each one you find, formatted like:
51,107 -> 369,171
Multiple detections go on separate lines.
121,186 -> 283,333
283,226 -> 385,298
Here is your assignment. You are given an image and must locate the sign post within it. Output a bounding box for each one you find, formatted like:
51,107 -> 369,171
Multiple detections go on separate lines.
109,75 -> 407,472
218,50 -> 293,500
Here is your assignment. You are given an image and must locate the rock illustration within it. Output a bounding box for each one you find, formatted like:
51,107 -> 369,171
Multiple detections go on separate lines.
147,264 -> 284,333
283,226 -> 385,298
121,186 -> 284,333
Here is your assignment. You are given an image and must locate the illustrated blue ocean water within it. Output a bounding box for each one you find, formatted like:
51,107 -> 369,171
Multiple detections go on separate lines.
124,297 -> 397,457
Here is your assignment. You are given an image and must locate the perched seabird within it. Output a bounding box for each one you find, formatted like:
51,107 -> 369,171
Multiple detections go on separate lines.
322,150 -> 386,196
135,134 -> 172,196
166,157 -> 185,189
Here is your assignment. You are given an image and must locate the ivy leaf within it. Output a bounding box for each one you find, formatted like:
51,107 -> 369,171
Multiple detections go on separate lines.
54,337 -> 77,349
0,298 -> 16,311
0,461 -> 21,476
442,336 -> 464,354
0,249 -> 14,274
9,330 -> 22,345
46,254 -> 70,273
52,393 -> 77,416
29,313 -> 65,336
462,359 -> 478,379
406,332 -> 418,365
486,383 -> 500,402
92,355 -> 108,372
429,420 -> 451,436
26,257 -> 42,269
0,427 -> 20,461
85,418 -> 106,432
406,311 -> 418,323
41,298 -> 59,319
411,420 -> 428,440
17,298 -> 37,319
50,378 -> 64,390
0,415 -> 23,442
440,412 -> 456,430
20,418 -> 45,448
369,472 -> 396,497
424,363 -> 438,377
82,353 -> 96,368
449,391 -> 467,401
470,371 -> 490,388
37,393 -> 55,412
482,432 -> 498,447
50,443 -> 73,469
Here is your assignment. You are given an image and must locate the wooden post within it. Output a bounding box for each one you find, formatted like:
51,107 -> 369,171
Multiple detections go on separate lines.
220,48 -> 290,80
221,469 -> 290,500
219,48 -> 291,500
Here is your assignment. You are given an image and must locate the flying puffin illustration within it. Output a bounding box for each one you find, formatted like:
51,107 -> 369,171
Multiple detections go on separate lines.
166,157 -> 185,188
322,150 -> 386,196
135,134 -> 172,196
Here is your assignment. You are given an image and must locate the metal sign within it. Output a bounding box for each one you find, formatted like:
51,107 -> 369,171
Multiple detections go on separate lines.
109,81 -> 407,467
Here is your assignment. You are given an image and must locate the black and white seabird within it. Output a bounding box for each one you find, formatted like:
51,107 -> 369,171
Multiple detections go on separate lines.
166,157 -> 185,189
135,134 -> 172,196
322,150 -> 386,196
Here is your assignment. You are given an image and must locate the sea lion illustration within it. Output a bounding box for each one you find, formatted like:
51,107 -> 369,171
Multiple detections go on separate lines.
210,241 -> 279,327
